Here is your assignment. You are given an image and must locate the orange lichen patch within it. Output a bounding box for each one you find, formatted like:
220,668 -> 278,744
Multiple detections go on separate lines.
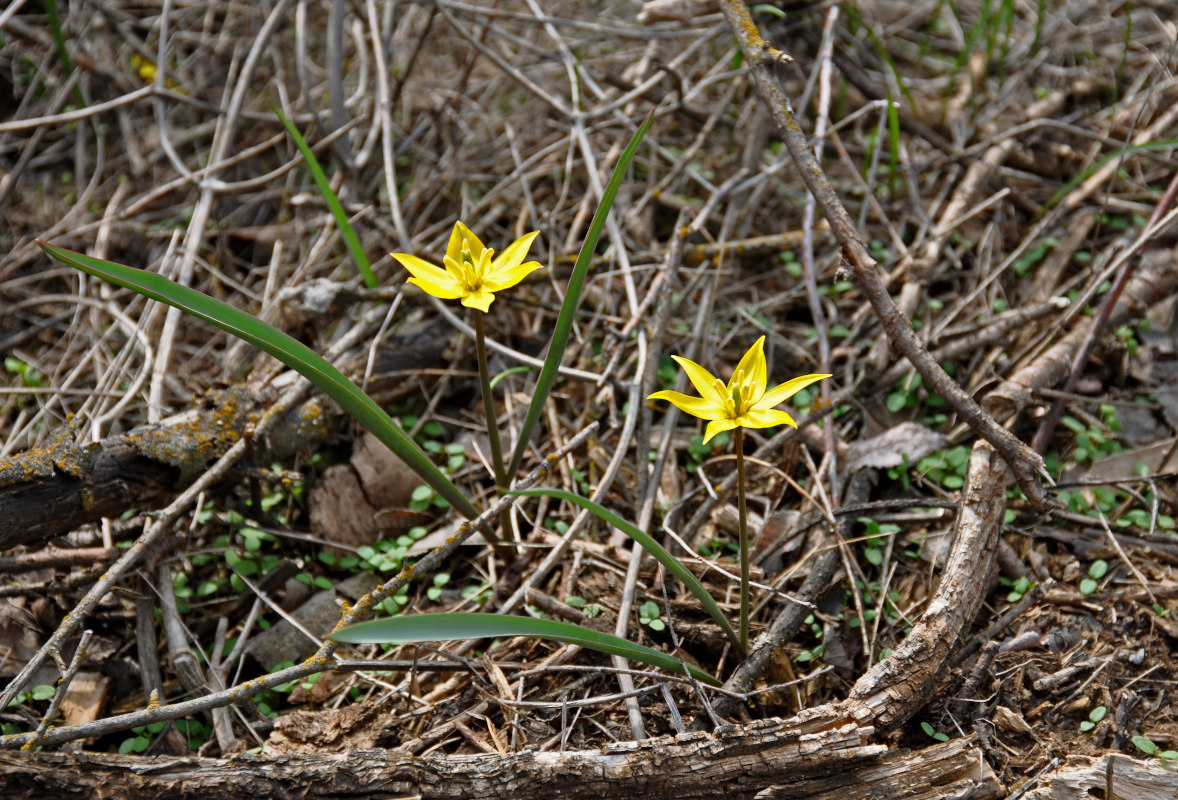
0,418 -> 92,487
123,386 -> 257,484
722,0 -> 765,50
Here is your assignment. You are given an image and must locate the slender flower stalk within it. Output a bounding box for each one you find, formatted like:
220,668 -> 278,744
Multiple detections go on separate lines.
734,427 -> 750,648
649,336 -> 829,651
393,222 -> 542,552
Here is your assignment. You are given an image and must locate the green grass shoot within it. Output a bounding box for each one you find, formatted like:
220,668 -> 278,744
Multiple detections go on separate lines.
37,240 -> 474,518
506,109 -> 654,479
331,611 -> 720,685
273,105 -> 379,289
513,487 -> 741,651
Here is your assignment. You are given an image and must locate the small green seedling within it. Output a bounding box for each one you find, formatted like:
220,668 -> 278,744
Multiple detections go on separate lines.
1132,735 -> 1178,764
921,721 -> 950,742
639,600 -> 666,632
1079,560 -> 1108,596
1080,705 -> 1106,732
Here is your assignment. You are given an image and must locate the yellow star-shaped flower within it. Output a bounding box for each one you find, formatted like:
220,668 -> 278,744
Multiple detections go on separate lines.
649,336 -> 831,444
392,222 -> 542,313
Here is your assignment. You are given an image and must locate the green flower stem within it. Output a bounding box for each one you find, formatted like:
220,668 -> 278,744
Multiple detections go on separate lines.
735,427 -> 750,651
474,311 -> 511,553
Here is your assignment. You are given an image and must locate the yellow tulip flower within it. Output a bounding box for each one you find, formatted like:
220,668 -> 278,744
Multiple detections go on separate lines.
649,336 -> 830,444
392,221 -> 542,313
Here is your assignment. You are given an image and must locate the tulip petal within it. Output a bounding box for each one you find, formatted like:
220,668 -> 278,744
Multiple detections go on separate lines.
732,336 -> 768,403
670,356 -> 727,406
648,389 -> 724,421
483,260 -> 542,292
395,253 -> 465,298
740,407 -> 796,430
461,291 -> 495,313
407,276 -> 464,299
447,221 -> 485,266
756,373 -> 831,411
491,231 -> 540,273
703,418 -> 740,444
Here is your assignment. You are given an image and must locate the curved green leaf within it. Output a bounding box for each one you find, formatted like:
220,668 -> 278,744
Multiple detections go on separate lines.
513,487 -> 741,651
273,105 -> 378,289
331,612 -> 719,686
506,111 -> 653,479
37,240 -> 476,518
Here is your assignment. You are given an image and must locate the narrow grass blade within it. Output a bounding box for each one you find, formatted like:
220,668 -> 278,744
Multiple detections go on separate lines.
1040,138 -> 1178,215
273,105 -> 378,289
37,240 -> 475,518
843,5 -> 918,118
331,612 -> 720,685
506,110 -> 653,479
886,91 -> 900,197
44,0 -> 85,109
513,487 -> 741,651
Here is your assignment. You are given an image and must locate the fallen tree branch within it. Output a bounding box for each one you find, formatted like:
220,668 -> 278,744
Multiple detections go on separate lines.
0,717 -> 1008,800
717,0 -> 1052,509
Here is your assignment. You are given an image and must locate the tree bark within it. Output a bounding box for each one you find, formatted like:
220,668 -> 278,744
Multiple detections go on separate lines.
0,318 -> 451,551
0,717 -> 1004,800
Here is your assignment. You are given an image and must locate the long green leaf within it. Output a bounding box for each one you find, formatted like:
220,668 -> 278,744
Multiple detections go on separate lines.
513,487 -> 741,651
506,111 -> 653,479
273,105 -> 378,289
331,612 -> 720,685
37,240 -> 476,518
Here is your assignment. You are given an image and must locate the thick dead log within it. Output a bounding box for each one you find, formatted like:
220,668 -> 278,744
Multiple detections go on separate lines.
0,387 -> 258,550
0,717 -> 1004,800
0,318 -> 450,551
1021,753 -> 1178,800
847,440 -> 1007,730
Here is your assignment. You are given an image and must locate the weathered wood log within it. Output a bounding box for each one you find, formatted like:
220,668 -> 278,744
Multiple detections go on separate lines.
1021,753 -> 1178,800
0,317 -> 450,551
0,716 -> 1005,800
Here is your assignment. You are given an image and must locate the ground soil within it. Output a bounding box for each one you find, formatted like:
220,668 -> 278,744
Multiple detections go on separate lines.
1,0 -> 1177,795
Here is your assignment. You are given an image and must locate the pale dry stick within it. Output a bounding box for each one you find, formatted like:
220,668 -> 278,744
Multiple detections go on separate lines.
801,5 -> 839,503
205,619 -> 240,750
149,0 -> 294,421
611,217 -> 697,740
718,0 -> 1051,508
155,564 -> 212,710
0,297 -> 386,712
365,0 -> 411,248
294,0 -> 330,137
1094,507 -> 1159,607
433,0 -> 569,117
152,0 -> 199,184
0,85 -> 154,135
0,0 -> 30,29
1031,172 -> 1178,454
613,379 -> 651,740
30,630 -> 93,744
0,421 -> 599,750
325,0 -> 352,170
